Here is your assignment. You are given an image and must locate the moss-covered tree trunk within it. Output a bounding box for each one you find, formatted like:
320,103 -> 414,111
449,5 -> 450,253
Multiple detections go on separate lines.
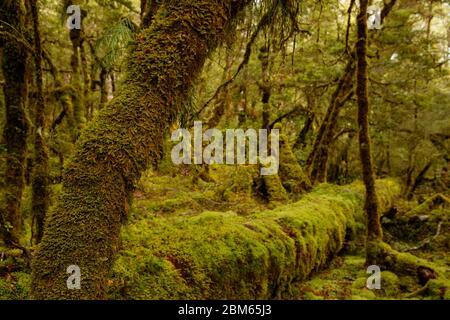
31,0 -> 250,300
0,0 -> 29,246
30,0 -> 50,244
356,0 -> 383,262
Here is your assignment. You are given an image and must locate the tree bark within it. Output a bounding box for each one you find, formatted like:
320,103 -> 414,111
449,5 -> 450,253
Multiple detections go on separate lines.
30,0 -> 50,245
258,45 -> 271,130
356,0 -> 383,260
31,0 -> 251,299
0,0 -> 29,246
68,0 -> 85,134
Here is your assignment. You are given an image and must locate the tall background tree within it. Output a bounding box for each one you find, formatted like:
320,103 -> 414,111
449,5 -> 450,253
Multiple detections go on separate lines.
0,0 -> 30,247
355,0 -> 383,263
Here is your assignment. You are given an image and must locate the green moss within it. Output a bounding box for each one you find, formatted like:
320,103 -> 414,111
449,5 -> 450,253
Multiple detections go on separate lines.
107,179 -> 400,299
406,194 -> 450,217
380,271 -> 400,296
350,270 -> 401,299
260,172 -> 289,204
0,272 -> 31,300
277,128 -> 312,195
351,277 -> 377,299
31,0 -> 251,299
427,278 -> 450,300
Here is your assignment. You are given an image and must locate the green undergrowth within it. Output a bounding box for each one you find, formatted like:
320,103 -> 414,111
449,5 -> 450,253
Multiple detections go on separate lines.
106,179 -> 401,299
296,255 -> 415,300
133,166 -> 268,218
2,172 -> 448,300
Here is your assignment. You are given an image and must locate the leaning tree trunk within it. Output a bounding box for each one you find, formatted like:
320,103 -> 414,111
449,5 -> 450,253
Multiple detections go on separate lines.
31,0 -> 251,300
305,59 -> 354,176
356,0 -> 383,263
0,0 -> 29,246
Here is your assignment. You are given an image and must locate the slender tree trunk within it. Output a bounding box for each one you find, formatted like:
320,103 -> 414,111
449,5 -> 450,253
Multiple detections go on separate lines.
313,76 -> 354,183
306,59 -> 354,175
99,67 -> 108,107
259,45 -> 271,129
31,0 -> 251,299
356,0 -> 383,261
80,41 -> 90,119
68,1 -> 85,133
0,0 -> 29,246
294,112 -> 314,149
30,0 -> 50,244
294,91 -> 316,150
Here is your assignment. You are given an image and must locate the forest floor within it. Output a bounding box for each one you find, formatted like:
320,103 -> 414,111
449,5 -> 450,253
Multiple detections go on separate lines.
0,164 -> 449,299
127,167 -> 450,300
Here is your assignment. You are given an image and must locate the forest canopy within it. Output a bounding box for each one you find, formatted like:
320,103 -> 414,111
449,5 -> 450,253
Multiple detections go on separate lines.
0,0 -> 449,300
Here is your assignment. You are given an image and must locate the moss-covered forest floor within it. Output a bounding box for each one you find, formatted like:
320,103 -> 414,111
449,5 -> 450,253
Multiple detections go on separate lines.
1,164 -> 449,299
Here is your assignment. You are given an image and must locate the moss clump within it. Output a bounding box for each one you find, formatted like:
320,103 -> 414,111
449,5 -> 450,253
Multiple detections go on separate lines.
260,173 -> 289,204
427,278 -> 450,300
276,125 -> 312,195
351,277 -> 377,300
350,271 -> 401,299
380,271 -> 400,297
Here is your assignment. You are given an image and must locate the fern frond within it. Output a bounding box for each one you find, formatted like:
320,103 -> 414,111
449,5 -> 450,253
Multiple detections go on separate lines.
94,17 -> 137,72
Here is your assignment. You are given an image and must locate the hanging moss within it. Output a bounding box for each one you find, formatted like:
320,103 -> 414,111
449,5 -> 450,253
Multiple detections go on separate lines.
106,179 -> 400,299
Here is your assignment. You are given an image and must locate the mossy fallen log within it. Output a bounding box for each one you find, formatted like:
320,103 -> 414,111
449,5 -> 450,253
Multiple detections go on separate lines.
107,179 -> 400,299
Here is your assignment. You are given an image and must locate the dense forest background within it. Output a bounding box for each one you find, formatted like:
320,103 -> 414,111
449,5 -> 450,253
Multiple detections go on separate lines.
0,0 -> 449,300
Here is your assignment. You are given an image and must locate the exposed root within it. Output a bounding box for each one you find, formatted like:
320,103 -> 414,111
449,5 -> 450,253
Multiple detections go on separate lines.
367,241 -> 449,299
404,221 -> 443,252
